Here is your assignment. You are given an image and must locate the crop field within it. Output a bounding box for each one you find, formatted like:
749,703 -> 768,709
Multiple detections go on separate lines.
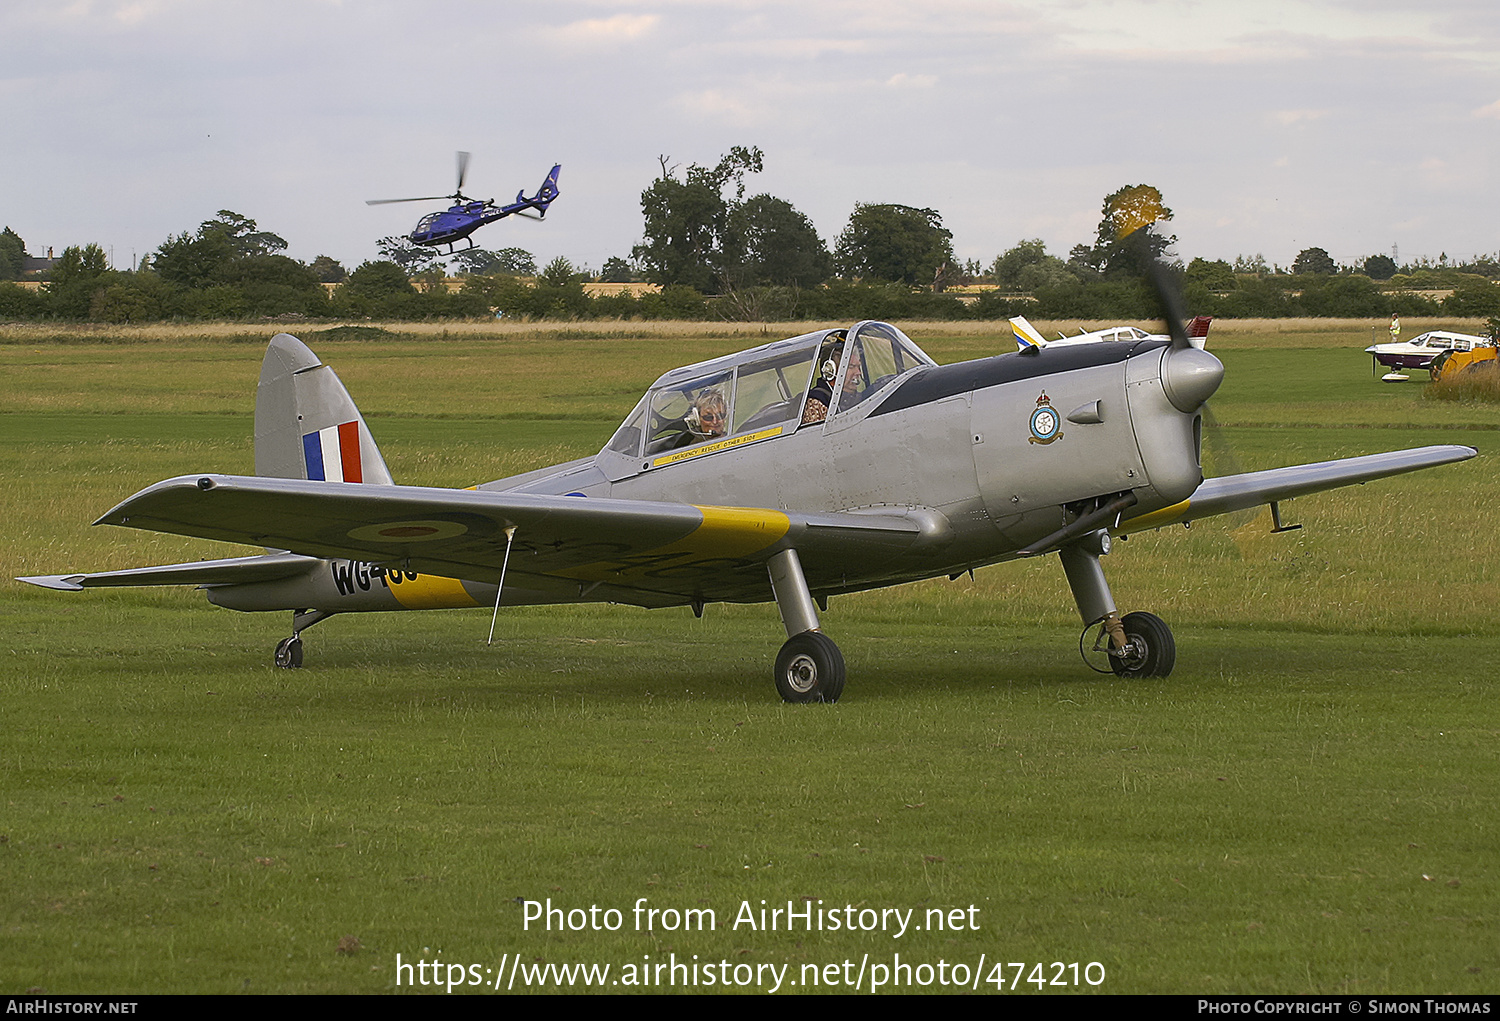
2,319 -> 1496,995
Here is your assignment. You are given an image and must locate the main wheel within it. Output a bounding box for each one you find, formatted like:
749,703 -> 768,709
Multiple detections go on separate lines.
774,631 -> 846,703
274,636 -> 303,670
1109,611 -> 1175,678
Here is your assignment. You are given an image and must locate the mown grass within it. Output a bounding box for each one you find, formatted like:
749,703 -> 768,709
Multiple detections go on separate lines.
2,323 -> 1495,995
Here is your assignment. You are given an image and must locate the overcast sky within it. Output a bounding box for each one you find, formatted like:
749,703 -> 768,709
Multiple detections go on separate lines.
4,0 -> 1497,275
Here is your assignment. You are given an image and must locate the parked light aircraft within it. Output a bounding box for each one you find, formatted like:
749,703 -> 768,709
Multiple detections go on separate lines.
20,313 -> 1475,702
1365,330 -> 1492,376
1011,315 -> 1211,352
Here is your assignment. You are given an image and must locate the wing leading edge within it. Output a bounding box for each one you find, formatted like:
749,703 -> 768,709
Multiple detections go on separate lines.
1117,444 -> 1478,533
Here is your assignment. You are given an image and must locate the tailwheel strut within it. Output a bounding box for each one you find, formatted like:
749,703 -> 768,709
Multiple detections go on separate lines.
273,608 -> 334,670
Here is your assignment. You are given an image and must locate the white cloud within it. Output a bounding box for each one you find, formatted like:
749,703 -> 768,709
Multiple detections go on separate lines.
886,72 -> 937,88
545,12 -> 659,48
1473,98 -> 1500,119
675,88 -> 762,125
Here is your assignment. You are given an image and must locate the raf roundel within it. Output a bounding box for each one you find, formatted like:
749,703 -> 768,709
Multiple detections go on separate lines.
347,520 -> 469,543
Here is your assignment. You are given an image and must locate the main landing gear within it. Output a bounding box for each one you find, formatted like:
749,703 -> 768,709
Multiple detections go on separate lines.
767,548 -> 844,702
1062,532 -> 1176,678
273,609 -> 334,670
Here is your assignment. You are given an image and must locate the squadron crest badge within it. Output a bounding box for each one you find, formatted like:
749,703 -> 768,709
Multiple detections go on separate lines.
1028,392 -> 1063,445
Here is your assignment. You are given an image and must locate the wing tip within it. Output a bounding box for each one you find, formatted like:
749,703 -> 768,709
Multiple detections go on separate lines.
16,575 -> 86,591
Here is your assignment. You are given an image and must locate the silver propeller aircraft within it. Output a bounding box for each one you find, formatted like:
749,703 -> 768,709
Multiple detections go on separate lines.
20,309 -> 1475,702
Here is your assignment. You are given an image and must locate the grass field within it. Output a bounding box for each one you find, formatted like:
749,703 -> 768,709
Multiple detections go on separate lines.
2,319 -> 1496,995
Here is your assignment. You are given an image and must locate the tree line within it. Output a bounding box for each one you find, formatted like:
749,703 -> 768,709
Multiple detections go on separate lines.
4,150 -> 1500,324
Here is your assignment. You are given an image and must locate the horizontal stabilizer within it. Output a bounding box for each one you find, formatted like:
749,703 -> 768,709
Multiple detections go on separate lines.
1118,445 -> 1478,533
17,552 -> 319,591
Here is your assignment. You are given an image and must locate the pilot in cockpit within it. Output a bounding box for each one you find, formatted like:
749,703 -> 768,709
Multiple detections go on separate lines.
801,342 -> 839,424
687,388 -> 728,441
802,335 -> 852,425
801,334 -> 869,425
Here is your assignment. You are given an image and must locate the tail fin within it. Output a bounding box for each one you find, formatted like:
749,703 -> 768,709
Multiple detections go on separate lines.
532,163 -> 561,209
502,164 -> 562,219
254,333 -> 393,485
1187,315 -> 1212,348
1009,315 -> 1048,352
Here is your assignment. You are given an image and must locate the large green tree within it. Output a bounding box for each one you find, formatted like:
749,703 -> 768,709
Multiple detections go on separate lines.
1090,184 -> 1175,279
633,146 -> 764,292
833,203 -> 954,286
201,210 -> 287,258
155,210 -> 290,287
1363,254 -> 1398,280
0,226 -> 26,280
47,244 -> 113,318
450,247 -> 535,276
989,238 -> 1075,291
723,194 -> 831,288
1293,247 -> 1336,275
376,235 -> 443,276
346,260 -> 414,297
309,255 -> 347,283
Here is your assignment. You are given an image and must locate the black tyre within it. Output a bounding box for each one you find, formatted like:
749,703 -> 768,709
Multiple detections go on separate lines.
774,631 -> 846,703
1109,611 -> 1175,678
274,636 -> 303,669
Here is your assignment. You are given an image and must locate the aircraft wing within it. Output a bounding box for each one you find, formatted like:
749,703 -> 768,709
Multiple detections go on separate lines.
17,552 -> 318,591
86,474 -> 944,605
1118,444 -> 1478,533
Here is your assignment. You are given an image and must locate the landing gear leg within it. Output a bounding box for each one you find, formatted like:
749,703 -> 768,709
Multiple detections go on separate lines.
1060,534 -> 1175,678
767,549 -> 844,702
273,609 -> 334,670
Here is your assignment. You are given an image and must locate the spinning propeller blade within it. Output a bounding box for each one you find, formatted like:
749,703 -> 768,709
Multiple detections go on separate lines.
1144,256 -> 1194,351
1108,186 -> 1193,352
1115,192 -> 1247,535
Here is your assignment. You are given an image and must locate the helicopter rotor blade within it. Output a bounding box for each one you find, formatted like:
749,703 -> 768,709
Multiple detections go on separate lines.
456,151 -> 471,195
366,195 -> 450,206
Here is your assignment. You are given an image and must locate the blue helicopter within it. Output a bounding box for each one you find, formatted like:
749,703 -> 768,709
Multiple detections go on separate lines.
367,152 -> 561,253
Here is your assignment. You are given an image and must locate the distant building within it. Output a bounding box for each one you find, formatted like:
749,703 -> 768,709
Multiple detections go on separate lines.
21,248 -> 56,274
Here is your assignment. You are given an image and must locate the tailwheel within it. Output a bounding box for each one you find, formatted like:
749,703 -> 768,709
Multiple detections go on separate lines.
1108,611 -> 1175,678
774,631 -> 845,703
274,636 -> 303,670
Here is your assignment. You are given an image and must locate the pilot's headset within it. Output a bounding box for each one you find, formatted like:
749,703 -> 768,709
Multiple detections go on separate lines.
820,341 -> 845,384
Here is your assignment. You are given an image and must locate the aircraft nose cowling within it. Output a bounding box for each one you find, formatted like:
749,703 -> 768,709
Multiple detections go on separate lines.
1160,347 -> 1224,413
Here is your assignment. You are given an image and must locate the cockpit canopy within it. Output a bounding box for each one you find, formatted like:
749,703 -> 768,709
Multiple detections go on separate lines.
602,321 -> 935,466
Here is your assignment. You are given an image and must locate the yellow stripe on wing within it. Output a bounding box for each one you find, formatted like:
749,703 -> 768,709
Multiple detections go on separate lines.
671,505 -> 791,556
555,504 -> 792,583
1115,499 -> 1191,534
